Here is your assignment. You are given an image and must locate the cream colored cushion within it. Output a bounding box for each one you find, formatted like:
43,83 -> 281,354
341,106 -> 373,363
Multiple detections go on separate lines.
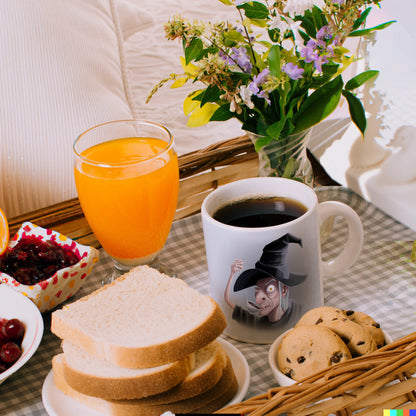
0,0 -> 139,217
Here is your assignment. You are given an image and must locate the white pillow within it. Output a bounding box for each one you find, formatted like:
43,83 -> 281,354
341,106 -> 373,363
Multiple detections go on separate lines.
0,0 -> 138,217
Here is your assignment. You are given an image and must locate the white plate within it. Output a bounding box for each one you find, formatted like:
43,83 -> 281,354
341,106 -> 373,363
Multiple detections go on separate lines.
42,338 -> 250,416
0,284 -> 44,384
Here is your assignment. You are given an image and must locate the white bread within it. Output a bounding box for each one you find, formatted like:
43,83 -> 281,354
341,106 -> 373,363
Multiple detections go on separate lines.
53,355 -> 238,416
59,341 -> 194,400
136,340 -> 227,404
60,340 -> 227,401
51,266 -> 226,368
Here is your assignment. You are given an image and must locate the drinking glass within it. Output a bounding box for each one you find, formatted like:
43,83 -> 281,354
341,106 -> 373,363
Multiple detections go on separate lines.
73,120 -> 179,283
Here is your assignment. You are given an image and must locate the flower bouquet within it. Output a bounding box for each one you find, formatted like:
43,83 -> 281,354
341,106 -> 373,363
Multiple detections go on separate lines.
148,0 -> 394,182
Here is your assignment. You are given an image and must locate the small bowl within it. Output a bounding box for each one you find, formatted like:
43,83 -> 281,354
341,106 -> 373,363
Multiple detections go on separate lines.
0,284 -> 44,384
0,222 -> 99,312
268,327 -> 393,386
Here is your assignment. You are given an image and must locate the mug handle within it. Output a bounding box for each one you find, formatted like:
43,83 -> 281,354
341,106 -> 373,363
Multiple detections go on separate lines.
318,201 -> 364,276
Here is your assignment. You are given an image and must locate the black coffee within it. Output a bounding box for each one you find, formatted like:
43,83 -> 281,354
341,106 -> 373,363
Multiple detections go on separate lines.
213,196 -> 307,228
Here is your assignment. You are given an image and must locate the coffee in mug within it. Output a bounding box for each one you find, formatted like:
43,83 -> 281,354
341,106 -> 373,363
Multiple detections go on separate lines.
201,177 -> 363,344
212,196 -> 307,228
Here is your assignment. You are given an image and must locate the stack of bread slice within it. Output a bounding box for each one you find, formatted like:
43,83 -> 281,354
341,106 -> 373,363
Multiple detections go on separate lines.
50,266 -> 238,415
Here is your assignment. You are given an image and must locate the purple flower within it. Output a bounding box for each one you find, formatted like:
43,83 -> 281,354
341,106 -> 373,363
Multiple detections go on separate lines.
313,55 -> 329,73
253,68 -> 270,85
229,47 -> 253,73
332,0 -> 345,4
317,25 -> 333,40
300,40 -> 318,63
282,62 -> 304,80
246,69 -> 271,103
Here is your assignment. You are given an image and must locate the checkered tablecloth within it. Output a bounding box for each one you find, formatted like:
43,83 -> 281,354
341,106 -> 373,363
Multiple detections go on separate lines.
2,187 -> 416,416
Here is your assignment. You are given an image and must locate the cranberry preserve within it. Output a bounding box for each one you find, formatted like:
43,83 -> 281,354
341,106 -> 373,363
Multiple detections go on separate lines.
0,235 -> 80,285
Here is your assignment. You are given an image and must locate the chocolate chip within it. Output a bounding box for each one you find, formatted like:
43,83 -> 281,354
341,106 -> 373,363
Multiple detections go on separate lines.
286,357 -> 291,363
357,341 -> 365,345
315,318 -> 323,324
345,310 -> 354,316
373,323 -> 380,328
330,352 -> 343,363
297,356 -> 306,364
285,369 -> 295,379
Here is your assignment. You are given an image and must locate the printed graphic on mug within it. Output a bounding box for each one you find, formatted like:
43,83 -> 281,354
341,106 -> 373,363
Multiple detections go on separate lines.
224,233 -> 306,327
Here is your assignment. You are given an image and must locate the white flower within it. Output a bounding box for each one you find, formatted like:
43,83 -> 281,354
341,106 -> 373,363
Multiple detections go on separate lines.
239,85 -> 255,109
268,16 -> 289,32
283,0 -> 315,17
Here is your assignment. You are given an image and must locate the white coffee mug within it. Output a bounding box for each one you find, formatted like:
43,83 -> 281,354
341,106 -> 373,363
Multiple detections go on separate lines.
201,177 -> 364,344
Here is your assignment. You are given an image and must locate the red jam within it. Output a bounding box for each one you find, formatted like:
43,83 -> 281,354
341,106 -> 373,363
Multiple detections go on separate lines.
0,235 -> 80,285
0,317 -> 25,373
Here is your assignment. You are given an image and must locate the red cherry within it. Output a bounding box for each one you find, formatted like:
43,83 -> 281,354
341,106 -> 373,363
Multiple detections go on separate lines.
0,342 -> 21,363
2,319 -> 25,342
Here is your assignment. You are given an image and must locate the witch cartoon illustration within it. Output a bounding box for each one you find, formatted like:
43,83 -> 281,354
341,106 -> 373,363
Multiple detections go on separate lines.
224,233 -> 306,325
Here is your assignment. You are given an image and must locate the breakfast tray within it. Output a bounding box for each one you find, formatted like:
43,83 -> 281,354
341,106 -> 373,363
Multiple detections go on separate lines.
2,185 -> 416,416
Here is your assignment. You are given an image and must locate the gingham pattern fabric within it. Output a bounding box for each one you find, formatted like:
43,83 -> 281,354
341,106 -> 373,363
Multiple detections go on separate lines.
2,187 -> 415,415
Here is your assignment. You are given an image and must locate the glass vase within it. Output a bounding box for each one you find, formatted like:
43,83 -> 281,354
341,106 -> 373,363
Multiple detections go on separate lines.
247,128 -> 314,187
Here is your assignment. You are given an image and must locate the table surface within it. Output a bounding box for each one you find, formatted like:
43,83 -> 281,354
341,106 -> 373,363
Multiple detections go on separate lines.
1,186 -> 416,416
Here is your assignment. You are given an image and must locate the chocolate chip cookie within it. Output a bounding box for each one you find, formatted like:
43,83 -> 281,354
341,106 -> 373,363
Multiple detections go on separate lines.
318,318 -> 377,357
295,306 -> 347,326
344,309 -> 385,348
277,325 -> 352,381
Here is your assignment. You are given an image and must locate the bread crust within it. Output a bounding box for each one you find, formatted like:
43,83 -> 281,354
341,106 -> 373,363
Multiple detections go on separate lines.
53,355 -> 238,416
60,352 -> 193,400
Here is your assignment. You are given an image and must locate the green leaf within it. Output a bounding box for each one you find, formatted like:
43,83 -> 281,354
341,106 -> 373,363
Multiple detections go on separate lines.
342,90 -> 366,136
266,119 -> 285,140
311,5 -> 327,28
298,29 -> 310,43
209,103 -> 234,122
224,29 -> 245,43
197,46 -> 219,60
217,0 -> 233,4
293,75 -> 343,133
352,7 -> 372,30
253,135 -> 273,152
237,1 -> 269,20
299,15 -> 316,38
267,45 -> 281,77
194,85 -> 222,106
345,70 -> 379,90
349,20 -> 396,37
184,38 -> 203,65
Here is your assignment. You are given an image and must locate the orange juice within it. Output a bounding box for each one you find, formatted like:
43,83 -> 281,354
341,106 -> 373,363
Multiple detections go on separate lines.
74,137 -> 179,264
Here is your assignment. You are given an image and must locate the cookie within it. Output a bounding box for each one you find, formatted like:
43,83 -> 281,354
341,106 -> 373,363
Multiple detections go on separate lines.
295,306 -> 347,327
277,325 -> 352,381
344,309 -> 385,348
318,318 -> 377,357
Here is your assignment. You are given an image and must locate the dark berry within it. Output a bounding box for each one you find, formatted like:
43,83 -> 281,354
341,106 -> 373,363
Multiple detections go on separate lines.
2,319 -> 25,342
0,235 -> 81,285
0,342 -> 21,364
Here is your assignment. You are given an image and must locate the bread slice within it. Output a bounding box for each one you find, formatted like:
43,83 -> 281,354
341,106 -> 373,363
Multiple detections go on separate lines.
51,266 -> 226,368
136,340 -> 227,404
59,341 -> 193,400
53,355 -> 238,416
59,339 -> 226,401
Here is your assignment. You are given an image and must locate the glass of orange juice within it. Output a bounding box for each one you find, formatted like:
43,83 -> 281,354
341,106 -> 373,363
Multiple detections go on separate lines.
73,120 -> 179,281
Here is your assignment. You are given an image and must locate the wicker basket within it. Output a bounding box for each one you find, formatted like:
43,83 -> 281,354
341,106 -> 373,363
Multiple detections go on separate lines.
175,134 -> 258,220
218,332 -> 416,416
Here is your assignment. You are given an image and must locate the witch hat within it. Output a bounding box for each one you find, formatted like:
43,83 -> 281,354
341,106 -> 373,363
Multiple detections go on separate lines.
233,233 -> 307,291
